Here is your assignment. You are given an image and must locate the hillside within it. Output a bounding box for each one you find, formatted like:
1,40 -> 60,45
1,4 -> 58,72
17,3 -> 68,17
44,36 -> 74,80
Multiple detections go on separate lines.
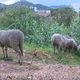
0,0 -> 73,12
0,3 -> 6,12
10,0 -> 35,7
0,0 -> 50,10
50,5 -> 70,9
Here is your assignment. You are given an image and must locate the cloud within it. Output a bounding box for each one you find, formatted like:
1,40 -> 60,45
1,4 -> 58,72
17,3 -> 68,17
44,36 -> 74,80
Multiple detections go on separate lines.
0,0 -> 80,6
0,0 -> 19,5
71,3 -> 80,12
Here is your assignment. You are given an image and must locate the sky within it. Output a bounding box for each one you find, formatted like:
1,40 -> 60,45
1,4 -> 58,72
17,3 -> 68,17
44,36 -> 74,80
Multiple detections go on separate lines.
0,0 -> 80,12
0,0 -> 80,6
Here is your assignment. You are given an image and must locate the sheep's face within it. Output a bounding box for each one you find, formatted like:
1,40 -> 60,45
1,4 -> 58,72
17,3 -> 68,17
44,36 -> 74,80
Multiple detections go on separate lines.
73,45 -> 77,50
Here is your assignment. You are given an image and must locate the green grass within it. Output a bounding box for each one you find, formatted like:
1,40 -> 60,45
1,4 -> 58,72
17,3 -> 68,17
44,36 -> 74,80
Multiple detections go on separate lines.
24,43 -> 37,52
0,48 -> 16,61
24,43 -> 80,66
24,43 -> 54,53
0,53 -> 13,61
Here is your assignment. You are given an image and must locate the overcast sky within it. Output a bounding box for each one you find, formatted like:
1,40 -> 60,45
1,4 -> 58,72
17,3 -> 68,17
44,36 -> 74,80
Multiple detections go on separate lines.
0,0 -> 80,6
0,0 -> 80,12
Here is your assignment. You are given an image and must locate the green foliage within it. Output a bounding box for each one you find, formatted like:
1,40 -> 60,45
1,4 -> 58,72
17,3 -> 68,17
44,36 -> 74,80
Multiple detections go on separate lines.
0,6 -> 80,47
0,6 -> 80,65
70,16 -> 80,42
51,7 -> 76,26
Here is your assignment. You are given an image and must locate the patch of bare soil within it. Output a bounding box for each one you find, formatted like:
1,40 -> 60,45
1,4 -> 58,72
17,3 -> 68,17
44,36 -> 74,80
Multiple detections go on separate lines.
0,49 -> 80,80
0,60 -> 80,80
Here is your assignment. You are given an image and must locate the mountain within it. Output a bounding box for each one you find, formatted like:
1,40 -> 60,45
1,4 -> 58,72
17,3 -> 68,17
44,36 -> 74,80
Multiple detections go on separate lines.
0,3 -> 6,7
35,4 -> 50,10
8,0 -> 50,10
0,1 -> 71,11
50,5 -> 70,9
11,0 -> 35,7
0,3 -> 6,12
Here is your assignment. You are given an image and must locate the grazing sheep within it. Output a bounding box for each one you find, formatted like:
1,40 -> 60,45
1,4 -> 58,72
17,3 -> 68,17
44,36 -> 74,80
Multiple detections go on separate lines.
51,33 -> 64,53
69,38 -> 77,50
0,29 -> 24,64
63,36 -> 77,51
51,33 -> 77,53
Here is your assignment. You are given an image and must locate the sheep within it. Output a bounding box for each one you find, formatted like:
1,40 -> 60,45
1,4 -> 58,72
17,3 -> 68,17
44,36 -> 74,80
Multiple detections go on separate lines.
63,36 -> 77,52
51,33 -> 64,53
0,29 -> 24,65
51,33 -> 77,53
68,38 -> 77,50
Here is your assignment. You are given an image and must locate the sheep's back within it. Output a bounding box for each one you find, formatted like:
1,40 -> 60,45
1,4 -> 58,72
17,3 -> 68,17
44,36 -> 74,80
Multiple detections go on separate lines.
0,29 -> 24,47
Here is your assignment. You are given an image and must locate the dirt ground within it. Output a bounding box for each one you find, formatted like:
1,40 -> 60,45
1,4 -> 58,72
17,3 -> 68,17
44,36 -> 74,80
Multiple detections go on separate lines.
0,49 -> 80,80
0,60 -> 80,80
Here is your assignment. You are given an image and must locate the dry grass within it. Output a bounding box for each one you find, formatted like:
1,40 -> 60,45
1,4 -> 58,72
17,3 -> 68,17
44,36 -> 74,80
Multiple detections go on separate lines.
31,49 -> 52,59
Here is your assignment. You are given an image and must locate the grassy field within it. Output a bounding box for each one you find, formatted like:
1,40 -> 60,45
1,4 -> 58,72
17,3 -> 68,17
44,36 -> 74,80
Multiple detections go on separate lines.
0,43 -> 80,66
24,43 -> 80,66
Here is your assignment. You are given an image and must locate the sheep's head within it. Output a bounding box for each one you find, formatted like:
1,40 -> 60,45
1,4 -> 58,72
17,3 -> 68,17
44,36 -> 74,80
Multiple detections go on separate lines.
73,45 -> 77,50
72,41 -> 78,50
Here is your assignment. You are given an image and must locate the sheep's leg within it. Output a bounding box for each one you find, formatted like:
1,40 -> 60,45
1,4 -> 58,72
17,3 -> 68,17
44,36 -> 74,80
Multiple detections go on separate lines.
53,43 -> 56,54
63,47 -> 67,53
69,47 -> 72,52
2,47 -> 6,60
17,49 -> 23,65
10,39 -> 23,65
5,47 -> 8,59
19,43 -> 24,63
57,46 -> 62,54
16,48 -> 23,65
12,46 -> 23,65
17,53 -> 23,65
59,46 -> 61,51
56,45 -> 60,53
19,42 -> 23,57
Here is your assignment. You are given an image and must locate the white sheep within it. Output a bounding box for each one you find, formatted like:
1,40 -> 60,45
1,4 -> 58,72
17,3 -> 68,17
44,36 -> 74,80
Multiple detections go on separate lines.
51,33 -> 64,53
51,33 -> 77,53
63,36 -> 77,51
0,29 -> 24,65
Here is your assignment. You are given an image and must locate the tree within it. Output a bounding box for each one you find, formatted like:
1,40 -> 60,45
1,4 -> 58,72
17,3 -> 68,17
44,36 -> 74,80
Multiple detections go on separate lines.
51,7 -> 76,26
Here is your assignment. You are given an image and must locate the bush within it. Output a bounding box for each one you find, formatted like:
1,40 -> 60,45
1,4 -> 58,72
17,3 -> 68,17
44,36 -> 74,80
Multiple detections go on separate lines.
0,6 -> 79,47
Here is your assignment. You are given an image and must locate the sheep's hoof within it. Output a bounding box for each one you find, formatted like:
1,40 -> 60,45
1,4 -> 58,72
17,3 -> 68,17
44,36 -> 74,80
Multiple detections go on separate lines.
3,57 -> 9,61
2,57 -> 6,60
18,60 -> 22,65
